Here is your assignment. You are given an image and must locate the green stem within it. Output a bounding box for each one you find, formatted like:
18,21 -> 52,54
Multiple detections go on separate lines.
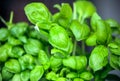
82,41 -> 85,54
72,39 -> 77,56
0,16 -> 7,26
80,16 -> 85,24
45,46 -> 51,58
8,11 -> 14,29
73,3 -> 77,20
9,11 -> 13,24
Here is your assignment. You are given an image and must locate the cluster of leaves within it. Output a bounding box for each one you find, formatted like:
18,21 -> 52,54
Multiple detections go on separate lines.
0,0 -> 120,81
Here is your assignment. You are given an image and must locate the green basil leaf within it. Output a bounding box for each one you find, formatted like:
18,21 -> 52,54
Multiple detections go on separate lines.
0,28 -> 9,41
46,71 -> 58,81
9,46 -> 24,58
24,2 -> 52,30
56,77 -> 66,81
10,22 -> 28,37
96,20 -> 112,45
73,78 -> 84,81
5,59 -> 21,73
70,20 -> 90,41
18,54 -> 35,70
0,44 -> 10,62
63,56 -> 87,71
30,66 -> 44,81
105,19 -> 120,28
108,43 -> 120,56
53,3 -> 72,27
38,50 -> 49,65
59,68 -> 70,77
110,54 -> 120,70
18,36 -> 27,43
91,12 -> 101,31
49,25 -> 73,53
50,56 -> 62,72
12,74 -> 21,81
85,32 -> 97,46
36,21 -> 52,30
75,1 -> 96,21
51,48 -> 68,58
79,71 -> 93,80
60,3 -> 72,19
24,38 -> 43,56
43,62 -> 50,71
20,70 -> 30,81
114,38 -> 120,45
2,67 -> 13,80
8,36 -> 22,45
89,45 -> 108,71
66,72 -> 78,78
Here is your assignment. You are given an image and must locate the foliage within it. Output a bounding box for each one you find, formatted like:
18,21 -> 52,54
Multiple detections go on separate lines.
0,0 -> 120,81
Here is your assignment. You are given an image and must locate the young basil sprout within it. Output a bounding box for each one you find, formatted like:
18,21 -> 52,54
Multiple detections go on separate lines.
74,0 -> 96,22
53,3 -> 72,28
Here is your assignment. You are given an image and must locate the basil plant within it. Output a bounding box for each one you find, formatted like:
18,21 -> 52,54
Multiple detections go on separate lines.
0,0 -> 120,81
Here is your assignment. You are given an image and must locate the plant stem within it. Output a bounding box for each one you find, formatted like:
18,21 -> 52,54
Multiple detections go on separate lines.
72,39 -> 77,56
73,3 -> 77,20
0,16 -> 7,26
82,41 -> 85,54
9,11 -> 13,24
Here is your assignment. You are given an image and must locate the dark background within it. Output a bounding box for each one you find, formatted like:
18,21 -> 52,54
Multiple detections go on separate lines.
0,0 -> 120,27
